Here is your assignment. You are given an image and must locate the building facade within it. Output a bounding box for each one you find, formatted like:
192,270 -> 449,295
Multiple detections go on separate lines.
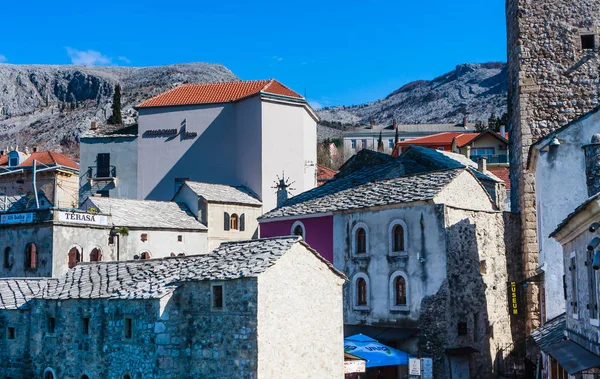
260,148 -> 521,378
0,237 -> 346,379
507,0 -> 600,333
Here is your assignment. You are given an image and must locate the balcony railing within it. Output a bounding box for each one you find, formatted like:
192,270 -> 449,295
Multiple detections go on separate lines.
87,165 -> 117,180
471,154 -> 509,164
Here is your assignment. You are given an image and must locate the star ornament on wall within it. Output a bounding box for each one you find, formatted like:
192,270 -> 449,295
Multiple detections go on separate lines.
272,172 -> 296,195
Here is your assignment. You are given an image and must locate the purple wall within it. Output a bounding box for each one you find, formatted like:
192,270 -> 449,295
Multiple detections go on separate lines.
260,216 -> 334,264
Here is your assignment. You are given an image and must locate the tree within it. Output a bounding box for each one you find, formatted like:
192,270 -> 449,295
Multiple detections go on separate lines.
394,125 -> 399,146
377,131 -> 384,152
475,121 -> 486,132
109,84 -> 123,125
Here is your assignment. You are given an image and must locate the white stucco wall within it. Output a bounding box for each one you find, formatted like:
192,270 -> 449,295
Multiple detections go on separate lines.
434,171 -> 496,211
261,100 -> 317,211
206,203 -> 262,251
79,136 -> 138,203
120,229 -> 208,259
333,204 -> 447,327
257,243 -> 345,378
533,110 -> 600,320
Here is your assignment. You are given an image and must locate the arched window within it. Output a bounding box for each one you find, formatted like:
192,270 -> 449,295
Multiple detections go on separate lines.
140,252 -> 151,260
291,221 -> 305,239
81,375 -> 90,379
389,271 -> 409,310
25,243 -> 37,269
123,375 -> 131,379
388,220 -> 408,255
3,247 -> 12,268
352,273 -> 370,309
90,248 -> 102,262
68,247 -> 82,269
44,368 -> 56,379
230,214 -> 239,230
352,223 -> 369,255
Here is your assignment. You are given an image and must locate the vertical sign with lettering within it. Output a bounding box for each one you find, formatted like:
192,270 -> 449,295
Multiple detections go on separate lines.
508,281 -> 520,316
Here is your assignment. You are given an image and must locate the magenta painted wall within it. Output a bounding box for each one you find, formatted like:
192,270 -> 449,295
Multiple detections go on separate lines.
260,216 -> 334,264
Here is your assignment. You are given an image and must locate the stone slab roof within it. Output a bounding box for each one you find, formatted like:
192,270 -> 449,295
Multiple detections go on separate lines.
261,167 -> 463,219
39,237 -> 343,301
0,279 -> 50,310
81,124 -> 139,138
182,181 -> 262,206
84,197 -> 206,230
531,313 -> 566,352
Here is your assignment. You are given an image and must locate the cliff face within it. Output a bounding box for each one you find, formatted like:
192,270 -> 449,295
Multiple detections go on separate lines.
317,62 -> 507,127
0,63 -> 238,156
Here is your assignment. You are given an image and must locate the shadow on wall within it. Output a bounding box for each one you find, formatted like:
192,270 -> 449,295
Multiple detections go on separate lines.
144,109 -> 243,201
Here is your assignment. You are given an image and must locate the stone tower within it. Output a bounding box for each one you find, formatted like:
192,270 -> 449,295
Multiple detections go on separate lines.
507,0 -> 600,332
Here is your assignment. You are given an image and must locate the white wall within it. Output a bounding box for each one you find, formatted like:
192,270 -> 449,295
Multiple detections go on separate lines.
534,110 -> 600,320
121,229 -> 208,259
206,203 -> 262,251
434,171 -> 496,211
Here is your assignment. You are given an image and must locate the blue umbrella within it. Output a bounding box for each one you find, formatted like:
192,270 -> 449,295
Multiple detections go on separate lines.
344,334 -> 412,368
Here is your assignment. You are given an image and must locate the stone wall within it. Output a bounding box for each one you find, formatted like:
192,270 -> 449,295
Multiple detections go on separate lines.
0,221 -> 54,278
0,309 -> 35,378
507,0 -> 600,333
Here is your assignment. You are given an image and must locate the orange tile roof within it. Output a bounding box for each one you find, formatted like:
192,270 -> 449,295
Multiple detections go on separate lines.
317,164 -> 338,186
453,133 -> 480,147
19,151 -> 79,170
489,168 -> 510,189
0,155 -> 7,166
136,79 -> 303,108
395,132 -> 464,146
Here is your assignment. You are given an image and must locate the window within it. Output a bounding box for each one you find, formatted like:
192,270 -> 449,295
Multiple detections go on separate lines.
140,252 -> 151,260
212,284 -> 224,310
437,147 -> 445,151
291,221 -> 305,239
353,273 -> 370,310
457,322 -> 468,336
44,370 -> 56,379
471,148 -> 494,157
480,260 -> 487,275
82,375 -> 90,379
7,327 -> 15,340
230,214 -> 239,230
239,214 -> 246,232
3,247 -> 12,268
582,34 -> 596,50
224,212 -> 230,231
177,235 -> 183,243
90,248 -> 102,262
123,375 -> 131,379
124,318 -> 132,339
588,250 -> 598,320
141,233 -> 148,242
82,317 -> 90,335
357,278 -> 367,306
48,317 -> 56,334
389,271 -> 409,310
96,153 -> 111,178
388,139 -> 394,149
356,228 -> 367,254
68,247 -> 81,269
570,253 -> 578,316
351,139 -> 357,149
25,243 -> 37,269
391,223 -> 405,253
8,157 -> 18,167
361,139 -> 367,149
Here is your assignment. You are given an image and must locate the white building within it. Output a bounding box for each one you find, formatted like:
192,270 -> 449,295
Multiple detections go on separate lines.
80,80 -> 319,212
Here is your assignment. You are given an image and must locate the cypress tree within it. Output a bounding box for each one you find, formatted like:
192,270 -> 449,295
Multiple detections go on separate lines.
110,84 -> 123,125
394,125 -> 399,146
377,131 -> 384,152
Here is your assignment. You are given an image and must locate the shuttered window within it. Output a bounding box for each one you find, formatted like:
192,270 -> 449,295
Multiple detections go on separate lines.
224,213 -> 230,231
588,250 -> 598,319
570,255 -> 578,315
240,214 -> 245,231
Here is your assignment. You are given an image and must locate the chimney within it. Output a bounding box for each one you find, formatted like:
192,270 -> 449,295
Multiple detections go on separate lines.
370,120 -> 375,128
33,146 -> 38,153
276,178 -> 289,208
90,121 -> 98,130
500,124 -> 507,139
393,119 -> 398,130
463,115 -> 468,128
478,157 -> 487,173
584,134 -> 600,197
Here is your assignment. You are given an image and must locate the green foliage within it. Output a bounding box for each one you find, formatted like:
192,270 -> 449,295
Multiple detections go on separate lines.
109,84 -> 123,125
377,131 -> 384,152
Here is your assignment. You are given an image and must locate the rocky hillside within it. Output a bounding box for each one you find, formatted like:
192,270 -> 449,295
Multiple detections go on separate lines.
317,62 -> 507,127
0,63 -> 237,156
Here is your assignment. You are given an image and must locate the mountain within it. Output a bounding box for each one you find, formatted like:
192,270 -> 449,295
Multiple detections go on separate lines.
317,62 -> 507,128
0,63 -> 238,156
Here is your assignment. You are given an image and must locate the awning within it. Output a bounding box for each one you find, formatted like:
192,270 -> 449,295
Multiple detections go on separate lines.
344,334 -> 413,368
545,340 -> 600,374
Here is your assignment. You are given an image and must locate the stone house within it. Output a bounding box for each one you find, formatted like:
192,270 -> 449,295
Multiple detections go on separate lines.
172,181 -> 262,250
507,0 -> 600,336
0,197 -> 207,278
0,148 -> 80,209
260,147 -> 521,378
80,79 -> 318,211
0,237 -> 346,379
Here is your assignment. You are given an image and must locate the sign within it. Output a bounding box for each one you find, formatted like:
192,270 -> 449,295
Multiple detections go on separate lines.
422,358 -> 433,379
0,212 -> 34,225
508,281 -> 520,316
145,128 -> 178,136
58,211 -> 108,226
409,358 -> 421,375
344,360 -> 366,374
144,119 -> 197,140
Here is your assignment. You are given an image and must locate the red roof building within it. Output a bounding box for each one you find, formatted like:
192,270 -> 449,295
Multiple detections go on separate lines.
136,79 -> 302,108
317,164 -> 338,186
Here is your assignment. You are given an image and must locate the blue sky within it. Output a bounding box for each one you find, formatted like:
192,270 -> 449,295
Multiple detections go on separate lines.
0,0 -> 507,108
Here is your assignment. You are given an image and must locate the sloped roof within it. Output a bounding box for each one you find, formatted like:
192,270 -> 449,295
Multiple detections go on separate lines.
0,193 -> 52,212
317,164 -> 338,185
182,181 -> 261,206
531,313 -> 566,352
0,279 -> 50,310
394,132 -> 465,146
489,168 -> 510,190
84,197 -> 206,230
136,79 -> 303,108
0,155 -> 7,166
19,151 -> 79,170
454,133 -> 482,147
39,237 -> 344,301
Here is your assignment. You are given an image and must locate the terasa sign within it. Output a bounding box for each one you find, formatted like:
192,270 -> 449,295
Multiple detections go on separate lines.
58,211 -> 108,226
0,213 -> 34,225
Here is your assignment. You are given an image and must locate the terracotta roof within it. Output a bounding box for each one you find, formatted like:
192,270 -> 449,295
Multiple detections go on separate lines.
137,79 -> 303,108
453,133 -> 481,147
317,164 -> 338,186
394,132 -> 464,146
0,155 -> 7,166
19,151 -> 79,170
489,168 -> 510,189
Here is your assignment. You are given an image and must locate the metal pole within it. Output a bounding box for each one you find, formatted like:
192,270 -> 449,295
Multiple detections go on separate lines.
32,160 -> 40,208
